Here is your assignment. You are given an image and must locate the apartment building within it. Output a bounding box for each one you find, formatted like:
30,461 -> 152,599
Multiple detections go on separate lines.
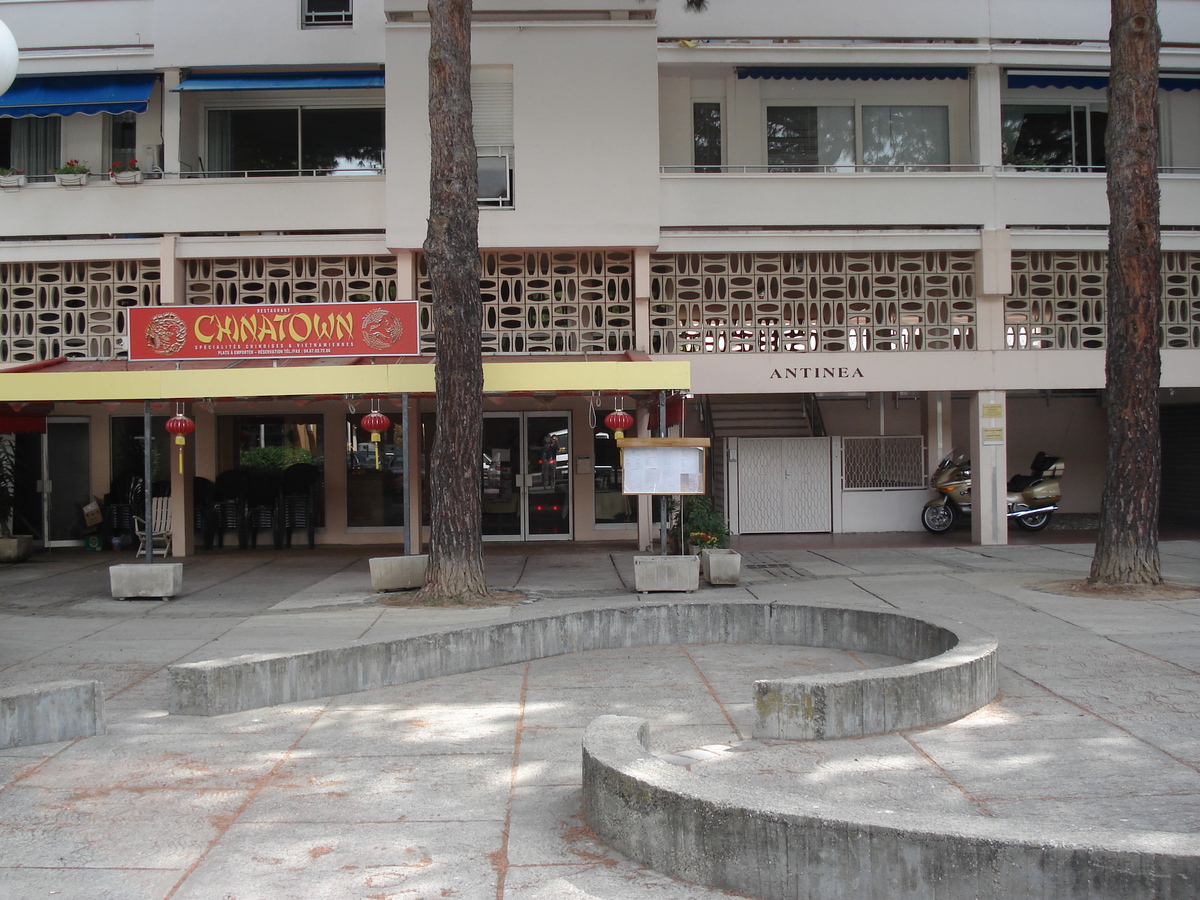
0,0 -> 1197,554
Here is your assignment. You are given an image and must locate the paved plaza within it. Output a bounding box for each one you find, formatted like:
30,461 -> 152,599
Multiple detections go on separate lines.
0,537 -> 1198,899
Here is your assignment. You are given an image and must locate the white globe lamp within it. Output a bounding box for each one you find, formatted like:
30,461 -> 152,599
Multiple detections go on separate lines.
0,20 -> 17,96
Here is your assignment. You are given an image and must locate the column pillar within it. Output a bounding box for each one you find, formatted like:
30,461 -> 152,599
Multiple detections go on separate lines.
160,69 -> 182,177
633,247 -> 651,353
920,391 -> 952,475
969,390 -> 1007,546
970,64 -> 1004,170
635,402 -> 652,551
169,404 -> 195,557
322,407 -> 346,544
977,227 -> 1012,352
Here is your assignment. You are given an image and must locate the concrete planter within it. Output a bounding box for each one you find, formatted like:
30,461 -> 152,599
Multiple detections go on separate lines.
369,554 -> 428,591
634,555 -> 699,593
0,535 -> 34,563
700,548 -> 741,585
0,174 -> 27,191
110,563 -> 183,601
111,170 -> 144,185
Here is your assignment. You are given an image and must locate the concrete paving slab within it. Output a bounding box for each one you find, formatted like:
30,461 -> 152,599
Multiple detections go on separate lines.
0,541 -> 1197,898
171,820 -> 504,900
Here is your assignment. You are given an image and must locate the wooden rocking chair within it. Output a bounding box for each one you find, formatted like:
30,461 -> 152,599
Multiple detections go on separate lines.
134,496 -> 173,557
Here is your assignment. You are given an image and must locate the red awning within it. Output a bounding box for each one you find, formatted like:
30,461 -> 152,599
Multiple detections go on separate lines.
0,414 -> 46,433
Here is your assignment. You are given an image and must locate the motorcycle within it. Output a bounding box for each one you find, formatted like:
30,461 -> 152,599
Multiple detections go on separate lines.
921,450 -> 1065,534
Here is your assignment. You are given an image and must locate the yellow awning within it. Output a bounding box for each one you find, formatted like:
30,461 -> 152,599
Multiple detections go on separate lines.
0,356 -> 690,403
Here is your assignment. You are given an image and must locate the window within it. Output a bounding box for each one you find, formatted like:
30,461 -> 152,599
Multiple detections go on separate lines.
206,107 -> 383,176
472,70 -> 514,206
766,104 -> 949,172
767,106 -> 855,171
302,0 -> 352,28
346,414 -> 405,528
1,115 -> 60,180
109,111 -> 138,170
693,101 -> 722,172
861,105 -> 950,171
1002,104 -> 1108,170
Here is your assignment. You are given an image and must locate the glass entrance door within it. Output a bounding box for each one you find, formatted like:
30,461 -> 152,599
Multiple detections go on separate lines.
482,412 -> 571,541
12,419 -> 91,547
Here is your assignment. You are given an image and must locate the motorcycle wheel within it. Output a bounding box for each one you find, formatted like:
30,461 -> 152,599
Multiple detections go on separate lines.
921,503 -> 956,534
1016,510 -> 1052,532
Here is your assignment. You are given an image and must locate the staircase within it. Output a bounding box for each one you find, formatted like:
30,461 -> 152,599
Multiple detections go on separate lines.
703,394 -> 824,440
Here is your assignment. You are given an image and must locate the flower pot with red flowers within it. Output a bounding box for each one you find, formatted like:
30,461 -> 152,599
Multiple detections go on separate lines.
52,160 -> 91,188
109,159 -> 143,186
0,166 -> 26,190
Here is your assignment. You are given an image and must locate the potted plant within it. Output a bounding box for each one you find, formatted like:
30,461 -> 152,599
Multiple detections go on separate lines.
51,159 -> 91,188
0,166 -> 26,190
109,159 -> 143,186
670,496 -> 730,552
0,436 -> 34,563
671,496 -> 740,585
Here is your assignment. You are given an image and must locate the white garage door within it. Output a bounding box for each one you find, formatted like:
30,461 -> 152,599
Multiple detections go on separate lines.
736,437 -> 833,533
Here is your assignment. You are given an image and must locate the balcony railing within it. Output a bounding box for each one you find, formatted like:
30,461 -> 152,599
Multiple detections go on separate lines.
662,164 -> 986,175
662,164 -> 1200,176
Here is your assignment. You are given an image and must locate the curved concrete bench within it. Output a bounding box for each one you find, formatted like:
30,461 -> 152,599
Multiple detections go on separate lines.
170,602 -> 996,734
582,715 -> 1199,900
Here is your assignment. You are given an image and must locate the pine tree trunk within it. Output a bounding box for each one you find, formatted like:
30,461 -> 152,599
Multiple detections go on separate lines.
1089,0 -> 1163,585
418,0 -> 488,602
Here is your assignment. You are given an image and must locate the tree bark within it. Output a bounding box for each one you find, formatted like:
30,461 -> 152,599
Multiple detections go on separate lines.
1089,0 -> 1163,585
417,0 -> 488,602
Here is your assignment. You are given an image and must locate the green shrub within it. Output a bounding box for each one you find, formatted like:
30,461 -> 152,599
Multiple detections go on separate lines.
239,446 -> 316,471
669,495 -> 730,549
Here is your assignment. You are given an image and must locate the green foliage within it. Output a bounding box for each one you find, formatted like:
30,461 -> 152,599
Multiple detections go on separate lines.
670,495 -> 729,549
239,445 -> 316,471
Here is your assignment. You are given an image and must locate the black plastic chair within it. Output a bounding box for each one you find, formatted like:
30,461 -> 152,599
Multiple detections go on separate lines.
245,469 -> 283,549
211,469 -> 250,550
280,463 -> 320,549
194,476 -> 216,549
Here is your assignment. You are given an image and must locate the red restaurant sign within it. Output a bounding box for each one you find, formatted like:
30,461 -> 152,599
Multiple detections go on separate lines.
127,302 -> 419,361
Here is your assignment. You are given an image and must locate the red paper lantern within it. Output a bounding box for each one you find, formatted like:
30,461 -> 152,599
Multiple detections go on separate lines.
165,413 -> 195,438
604,409 -> 633,439
165,413 -> 195,473
360,411 -> 391,442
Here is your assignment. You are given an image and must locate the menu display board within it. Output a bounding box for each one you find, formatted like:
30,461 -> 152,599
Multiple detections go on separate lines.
617,438 -> 709,495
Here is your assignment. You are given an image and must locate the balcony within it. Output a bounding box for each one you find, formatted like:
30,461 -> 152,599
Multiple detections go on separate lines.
659,166 -> 1200,232
0,173 -> 387,239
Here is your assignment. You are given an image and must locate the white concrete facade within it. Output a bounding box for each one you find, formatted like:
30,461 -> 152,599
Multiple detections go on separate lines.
0,0 -> 1197,551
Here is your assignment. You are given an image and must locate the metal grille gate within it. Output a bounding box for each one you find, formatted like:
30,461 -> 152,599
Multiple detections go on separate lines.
733,437 -> 833,533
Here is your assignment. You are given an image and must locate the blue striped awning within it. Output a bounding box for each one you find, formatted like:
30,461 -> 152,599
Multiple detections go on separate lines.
1007,70 -> 1200,91
0,73 -> 157,118
738,66 -> 970,82
175,71 -> 384,92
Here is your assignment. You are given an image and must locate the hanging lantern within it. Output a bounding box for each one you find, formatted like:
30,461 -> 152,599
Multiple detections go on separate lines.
360,410 -> 391,470
604,409 -> 633,440
165,412 -> 195,474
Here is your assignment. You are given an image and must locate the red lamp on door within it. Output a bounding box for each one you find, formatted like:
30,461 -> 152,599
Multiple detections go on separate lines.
360,409 -> 391,470
165,411 -> 195,474
604,408 -> 633,440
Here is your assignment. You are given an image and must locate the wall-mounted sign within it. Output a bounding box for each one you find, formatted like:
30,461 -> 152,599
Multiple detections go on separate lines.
127,302 -> 419,361
981,403 -> 1004,419
617,438 -> 710,495
982,427 -> 1005,445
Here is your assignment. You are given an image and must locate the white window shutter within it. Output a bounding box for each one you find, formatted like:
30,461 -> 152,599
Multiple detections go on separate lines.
471,81 -> 513,149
